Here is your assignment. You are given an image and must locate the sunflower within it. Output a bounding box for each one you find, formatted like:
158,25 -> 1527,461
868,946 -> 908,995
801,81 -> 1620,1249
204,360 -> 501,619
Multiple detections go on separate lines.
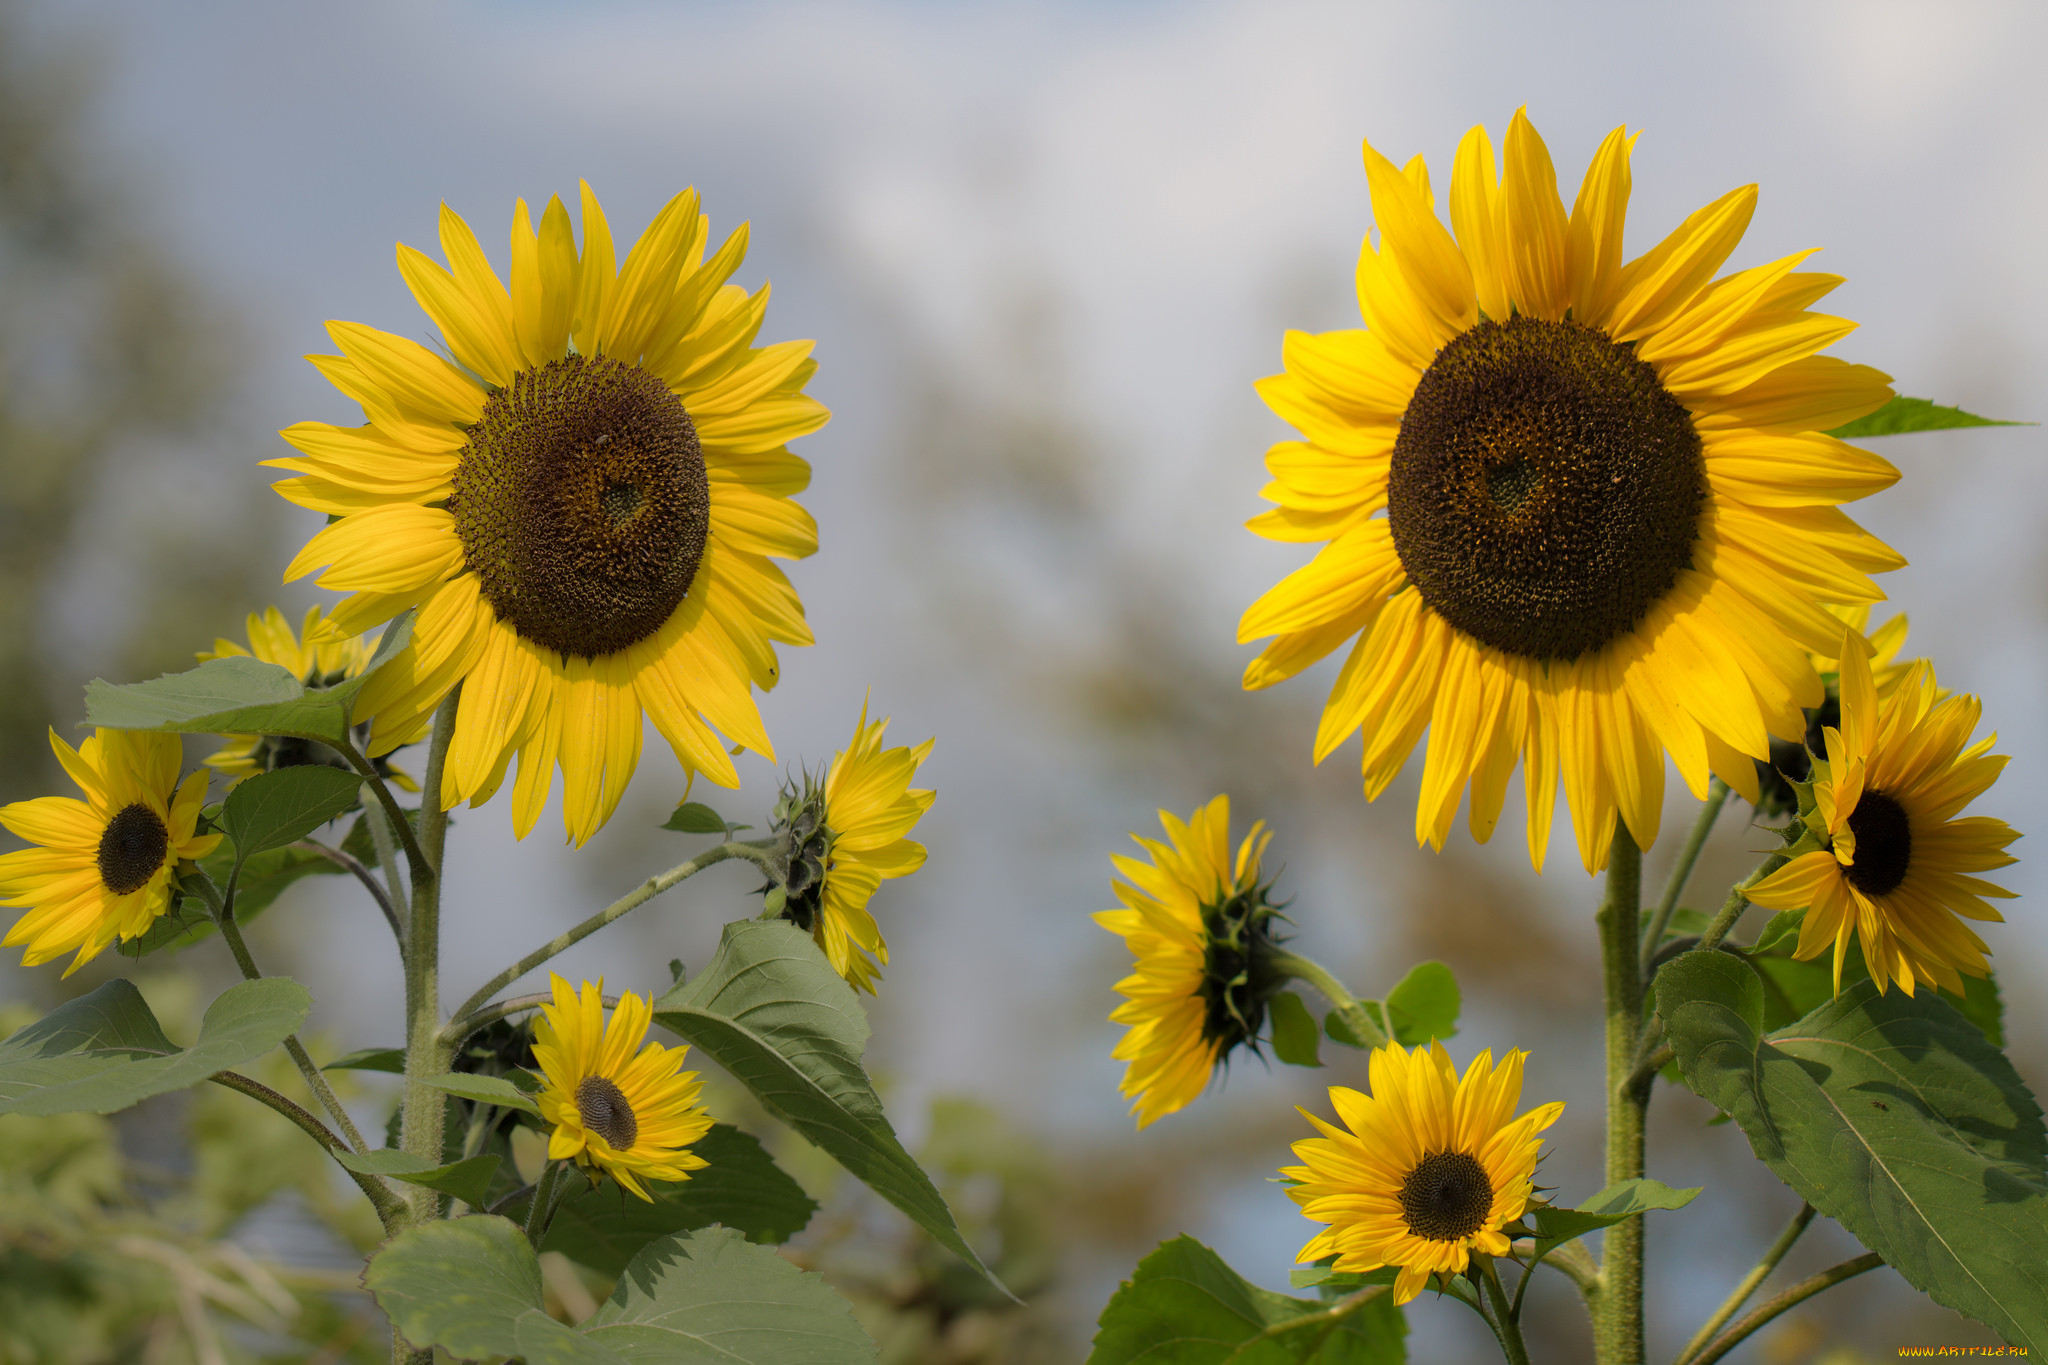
1093,795 -> 1283,1128
197,605 -> 414,789
531,974 -> 713,1200
274,184 -> 825,844
1239,109 -> 1903,873
1282,1040 -> 1564,1305
1746,630 -> 2016,996
777,702 -> 934,994
0,729 -> 221,974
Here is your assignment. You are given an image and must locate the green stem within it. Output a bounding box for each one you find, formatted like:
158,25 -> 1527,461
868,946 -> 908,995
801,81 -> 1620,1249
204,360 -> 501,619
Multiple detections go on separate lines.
1594,826 -> 1646,1365
442,840 -> 775,1038
448,991 -> 618,1049
1674,1203 -> 1815,1365
1687,1254 -> 1883,1365
524,1160 -> 567,1245
1265,950 -> 1389,1049
209,1071 -> 405,1232
1640,780 -> 1728,976
359,786 -> 410,924
199,876 -> 373,1156
398,691 -> 459,1223
337,740 -> 430,891
297,837 -> 403,957
1696,851 -> 1791,957
1478,1257 -> 1532,1365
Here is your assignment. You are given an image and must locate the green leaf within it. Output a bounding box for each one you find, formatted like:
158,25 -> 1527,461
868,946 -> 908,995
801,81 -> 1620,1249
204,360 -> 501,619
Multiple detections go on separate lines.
1384,961 -> 1459,1046
662,802 -> 730,835
1657,950 -> 2048,1349
334,1149 -> 502,1208
1268,992 -> 1322,1068
0,978 -> 311,1116
653,919 -> 1003,1293
84,610 -> 413,745
1824,395 -> 2030,439
580,1225 -> 876,1362
364,1214 -> 623,1365
423,1071 -> 541,1117
1746,910 -> 2004,1044
534,1124 -> 818,1276
220,764 -> 364,862
1089,1235 -> 1405,1364
324,1046 -> 403,1073
1324,1001 -> 1388,1050
1527,1178 -> 1702,1252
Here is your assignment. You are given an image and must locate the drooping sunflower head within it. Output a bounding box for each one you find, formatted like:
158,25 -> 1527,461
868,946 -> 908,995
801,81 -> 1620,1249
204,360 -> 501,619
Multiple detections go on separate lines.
1240,108 -> 1904,874
197,605 -> 405,786
772,701 -> 935,994
1093,795 -> 1286,1128
1753,605 -> 1922,816
531,974 -> 713,1200
1281,1040 -> 1564,1305
1748,631 -> 2018,997
0,729 -> 221,974
275,184 -> 826,845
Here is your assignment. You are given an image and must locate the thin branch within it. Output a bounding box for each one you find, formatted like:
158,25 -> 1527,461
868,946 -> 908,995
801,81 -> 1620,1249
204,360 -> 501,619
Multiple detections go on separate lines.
1675,1203 -> 1816,1365
209,1071 -> 404,1231
446,991 -> 620,1049
333,736 -> 430,886
1688,1254 -> 1884,1365
443,840 -> 776,1036
1266,950 -> 1389,1049
1641,780 -> 1729,977
1625,1040 -> 1675,1093
295,838 -> 403,958
1696,850 -> 1792,958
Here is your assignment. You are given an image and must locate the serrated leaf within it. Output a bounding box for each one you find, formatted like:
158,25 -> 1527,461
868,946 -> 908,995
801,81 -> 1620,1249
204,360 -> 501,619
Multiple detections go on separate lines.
1268,992 -> 1322,1068
1825,395 -> 2029,439
0,978 -> 311,1116
653,919 -> 1002,1293
424,1071 -> 542,1117
334,1148 -> 502,1208
581,1226 -> 875,1362
84,610 -> 413,745
662,802 -> 730,835
527,1125 -> 818,1276
1657,950 -> 2048,1349
364,1215 -> 623,1364
221,765 -> 364,862
1384,962 -> 1458,1046
1089,1235 -> 1405,1364
1527,1178 -> 1701,1251
324,1046 -> 403,1073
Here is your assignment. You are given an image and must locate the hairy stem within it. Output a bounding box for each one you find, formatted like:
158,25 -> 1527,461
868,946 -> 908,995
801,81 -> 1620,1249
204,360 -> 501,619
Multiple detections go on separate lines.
336,741 -> 430,891
358,789 -> 409,923
1266,950 -> 1389,1049
1674,1203 -> 1816,1365
1696,850 -> 1791,957
1640,780 -> 1728,976
209,1071 -> 404,1231
1688,1255 -> 1883,1365
443,840 -> 776,1037
297,837 -> 403,959
1478,1257 -> 1532,1365
1594,827 -> 1646,1365
398,691 -> 459,1223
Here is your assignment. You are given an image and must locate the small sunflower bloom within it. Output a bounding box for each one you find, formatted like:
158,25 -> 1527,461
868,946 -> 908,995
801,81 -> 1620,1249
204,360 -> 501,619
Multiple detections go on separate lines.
1240,108 -> 1904,874
0,729 -> 221,974
1283,1040 -> 1564,1305
1747,630 -> 2017,997
532,974 -> 713,1200
198,605 -> 412,788
1094,795 -> 1283,1128
1754,605 -> 1921,814
276,184 -> 826,846
777,701 -> 934,994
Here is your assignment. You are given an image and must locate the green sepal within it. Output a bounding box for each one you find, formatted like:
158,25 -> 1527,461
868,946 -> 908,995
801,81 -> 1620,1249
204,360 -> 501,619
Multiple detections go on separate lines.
1267,991 -> 1322,1067
334,1148 -> 502,1208
1824,395 -> 2030,439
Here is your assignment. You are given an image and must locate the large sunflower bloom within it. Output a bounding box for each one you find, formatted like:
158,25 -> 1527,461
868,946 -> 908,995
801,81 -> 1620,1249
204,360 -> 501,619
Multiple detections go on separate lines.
275,184 -> 826,844
1747,630 -> 2017,997
1240,110 -> 1903,873
0,729 -> 220,974
197,605 -> 412,788
1094,795 -> 1281,1128
1282,1040 -> 1563,1305
782,702 -> 934,994
531,974 -> 713,1200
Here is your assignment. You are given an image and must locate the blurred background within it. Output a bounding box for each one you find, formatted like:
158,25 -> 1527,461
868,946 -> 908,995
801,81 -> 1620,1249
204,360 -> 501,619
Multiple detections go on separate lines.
1,0 -> 2043,1360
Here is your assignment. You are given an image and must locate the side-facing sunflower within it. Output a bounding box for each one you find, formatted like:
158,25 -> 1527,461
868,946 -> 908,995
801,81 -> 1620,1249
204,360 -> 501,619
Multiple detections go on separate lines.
776,702 -> 935,994
197,605 -> 414,788
0,729 -> 220,973
1747,630 -> 2017,996
275,184 -> 825,844
1094,795 -> 1283,1128
1282,1040 -> 1564,1305
531,974 -> 713,1200
1240,109 -> 1903,873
